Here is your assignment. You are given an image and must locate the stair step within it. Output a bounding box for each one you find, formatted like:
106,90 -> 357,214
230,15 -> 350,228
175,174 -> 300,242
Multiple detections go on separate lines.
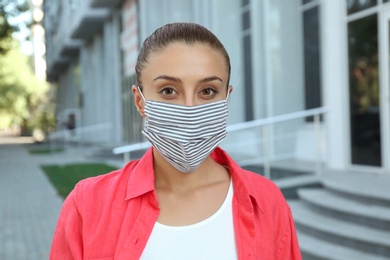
297,230 -> 389,260
289,200 -> 390,256
321,170 -> 390,205
297,188 -> 390,229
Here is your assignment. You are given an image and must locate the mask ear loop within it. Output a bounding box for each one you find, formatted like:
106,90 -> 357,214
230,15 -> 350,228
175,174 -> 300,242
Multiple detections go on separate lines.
137,86 -> 147,101
137,86 -> 148,124
225,86 -> 232,101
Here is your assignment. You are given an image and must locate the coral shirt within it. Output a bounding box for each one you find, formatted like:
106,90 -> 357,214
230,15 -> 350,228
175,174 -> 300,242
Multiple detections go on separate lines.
50,147 -> 302,260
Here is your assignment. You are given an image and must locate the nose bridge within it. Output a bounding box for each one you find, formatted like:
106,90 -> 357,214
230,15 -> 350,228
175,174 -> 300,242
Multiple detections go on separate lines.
183,91 -> 196,106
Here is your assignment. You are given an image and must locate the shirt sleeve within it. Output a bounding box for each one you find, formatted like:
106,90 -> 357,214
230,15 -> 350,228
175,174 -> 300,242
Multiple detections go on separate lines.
50,186 -> 83,260
276,204 -> 302,260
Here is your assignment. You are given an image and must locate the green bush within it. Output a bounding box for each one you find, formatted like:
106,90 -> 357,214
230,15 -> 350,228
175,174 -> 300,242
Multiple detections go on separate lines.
42,163 -> 118,198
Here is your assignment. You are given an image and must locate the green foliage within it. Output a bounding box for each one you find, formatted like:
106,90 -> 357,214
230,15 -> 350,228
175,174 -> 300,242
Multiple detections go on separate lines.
41,163 -> 119,198
0,41 -> 27,113
0,0 -> 52,135
0,0 -> 29,54
0,40 -> 53,135
29,108 -> 56,135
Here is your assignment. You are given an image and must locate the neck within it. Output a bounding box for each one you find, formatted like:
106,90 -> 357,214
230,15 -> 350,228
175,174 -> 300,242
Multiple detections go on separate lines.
152,148 -> 227,193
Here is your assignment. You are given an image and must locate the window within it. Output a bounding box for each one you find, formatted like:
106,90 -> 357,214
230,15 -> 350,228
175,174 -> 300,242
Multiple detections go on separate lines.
347,0 -> 377,15
303,5 -> 322,112
242,0 -> 254,121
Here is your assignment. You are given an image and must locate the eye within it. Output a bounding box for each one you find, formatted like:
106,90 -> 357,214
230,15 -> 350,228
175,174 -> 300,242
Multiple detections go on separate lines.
200,87 -> 218,97
159,87 -> 177,96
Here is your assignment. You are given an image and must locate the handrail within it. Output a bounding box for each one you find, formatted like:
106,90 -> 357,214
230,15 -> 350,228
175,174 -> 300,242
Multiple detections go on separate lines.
113,107 -> 328,154
73,122 -> 112,135
49,122 -> 112,143
113,141 -> 150,155
226,107 -> 328,132
112,107 -> 329,178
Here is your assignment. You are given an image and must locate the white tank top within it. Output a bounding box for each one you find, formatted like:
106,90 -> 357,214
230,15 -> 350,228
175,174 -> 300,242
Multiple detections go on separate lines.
140,181 -> 237,259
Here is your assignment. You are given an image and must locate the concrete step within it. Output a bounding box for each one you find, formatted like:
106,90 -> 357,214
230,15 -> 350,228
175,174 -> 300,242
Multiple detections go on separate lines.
297,188 -> 390,230
289,200 -> 390,257
276,175 -> 322,200
297,230 -> 389,260
321,170 -> 390,206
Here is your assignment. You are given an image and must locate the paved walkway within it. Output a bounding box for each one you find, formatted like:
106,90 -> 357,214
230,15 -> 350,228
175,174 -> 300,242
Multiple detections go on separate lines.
0,136 -> 123,260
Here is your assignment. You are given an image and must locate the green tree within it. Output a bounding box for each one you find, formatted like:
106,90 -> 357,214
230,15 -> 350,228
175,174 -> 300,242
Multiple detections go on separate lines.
0,0 -> 29,55
0,40 -> 52,135
0,0 -> 54,136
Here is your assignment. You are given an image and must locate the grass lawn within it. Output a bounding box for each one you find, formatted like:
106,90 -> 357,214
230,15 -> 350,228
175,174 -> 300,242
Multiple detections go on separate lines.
41,163 -> 118,198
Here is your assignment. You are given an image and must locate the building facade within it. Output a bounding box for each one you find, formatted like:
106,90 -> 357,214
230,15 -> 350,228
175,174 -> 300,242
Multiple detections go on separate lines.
43,0 -> 389,173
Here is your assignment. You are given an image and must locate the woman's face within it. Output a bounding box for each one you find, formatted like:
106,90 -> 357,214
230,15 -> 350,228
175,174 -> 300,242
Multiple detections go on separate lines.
132,42 -> 231,115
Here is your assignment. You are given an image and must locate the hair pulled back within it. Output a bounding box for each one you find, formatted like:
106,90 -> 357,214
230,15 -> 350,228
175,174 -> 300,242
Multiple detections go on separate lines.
135,23 -> 231,87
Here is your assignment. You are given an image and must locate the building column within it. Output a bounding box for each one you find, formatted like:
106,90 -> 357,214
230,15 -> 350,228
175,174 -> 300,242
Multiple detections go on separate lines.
322,0 -> 349,170
103,10 -> 123,144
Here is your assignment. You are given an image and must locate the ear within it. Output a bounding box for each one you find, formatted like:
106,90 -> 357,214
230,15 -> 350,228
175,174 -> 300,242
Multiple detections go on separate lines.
228,85 -> 233,94
131,85 -> 145,117
226,85 -> 233,99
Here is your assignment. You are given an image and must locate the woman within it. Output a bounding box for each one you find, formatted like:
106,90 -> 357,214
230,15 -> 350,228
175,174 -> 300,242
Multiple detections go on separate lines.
50,23 -> 301,259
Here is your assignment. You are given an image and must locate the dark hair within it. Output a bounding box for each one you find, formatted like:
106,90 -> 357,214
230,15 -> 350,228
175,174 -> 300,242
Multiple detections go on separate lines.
135,23 -> 231,87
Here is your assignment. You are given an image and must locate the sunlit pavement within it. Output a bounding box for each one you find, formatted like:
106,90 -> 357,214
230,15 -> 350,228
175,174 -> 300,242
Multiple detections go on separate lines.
0,136 -> 63,259
0,135 -> 124,259
0,135 -> 35,145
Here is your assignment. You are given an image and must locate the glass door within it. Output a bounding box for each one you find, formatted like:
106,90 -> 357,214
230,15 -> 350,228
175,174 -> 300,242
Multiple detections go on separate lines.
347,14 -> 382,167
379,7 -> 390,172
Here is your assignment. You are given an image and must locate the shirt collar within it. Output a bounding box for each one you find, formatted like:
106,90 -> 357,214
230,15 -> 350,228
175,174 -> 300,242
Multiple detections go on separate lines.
125,148 -> 155,200
211,147 -> 264,213
125,147 -> 263,213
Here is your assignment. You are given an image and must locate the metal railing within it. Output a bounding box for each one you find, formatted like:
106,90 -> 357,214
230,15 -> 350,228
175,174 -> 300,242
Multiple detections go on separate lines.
49,122 -> 112,147
113,107 -> 328,178
225,107 -> 328,178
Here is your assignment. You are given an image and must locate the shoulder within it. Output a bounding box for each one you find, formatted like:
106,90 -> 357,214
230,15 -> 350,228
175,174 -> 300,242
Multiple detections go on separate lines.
71,160 -> 140,203
212,147 -> 286,206
233,167 -> 288,210
236,169 -> 301,259
236,167 -> 282,196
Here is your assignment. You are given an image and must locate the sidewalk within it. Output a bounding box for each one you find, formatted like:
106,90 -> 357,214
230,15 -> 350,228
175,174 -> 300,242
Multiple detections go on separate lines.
0,136 -> 123,260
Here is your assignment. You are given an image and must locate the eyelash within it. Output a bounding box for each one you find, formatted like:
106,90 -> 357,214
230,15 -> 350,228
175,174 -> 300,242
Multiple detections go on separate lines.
158,86 -> 219,98
159,86 -> 177,96
200,87 -> 218,97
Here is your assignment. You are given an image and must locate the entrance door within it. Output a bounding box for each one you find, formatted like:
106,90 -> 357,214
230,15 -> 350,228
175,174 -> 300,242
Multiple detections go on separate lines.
347,13 -> 382,167
379,7 -> 390,172
346,4 -> 390,171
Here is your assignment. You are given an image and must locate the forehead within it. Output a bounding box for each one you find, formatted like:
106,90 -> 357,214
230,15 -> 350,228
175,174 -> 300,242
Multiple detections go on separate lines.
141,42 -> 228,82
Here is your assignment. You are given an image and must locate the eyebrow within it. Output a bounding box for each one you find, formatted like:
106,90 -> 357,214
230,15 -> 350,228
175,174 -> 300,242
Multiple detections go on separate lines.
153,75 -> 223,84
153,75 -> 182,83
198,76 -> 223,84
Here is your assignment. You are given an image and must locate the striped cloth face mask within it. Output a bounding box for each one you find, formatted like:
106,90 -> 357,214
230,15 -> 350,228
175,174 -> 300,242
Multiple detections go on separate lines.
138,87 -> 229,173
